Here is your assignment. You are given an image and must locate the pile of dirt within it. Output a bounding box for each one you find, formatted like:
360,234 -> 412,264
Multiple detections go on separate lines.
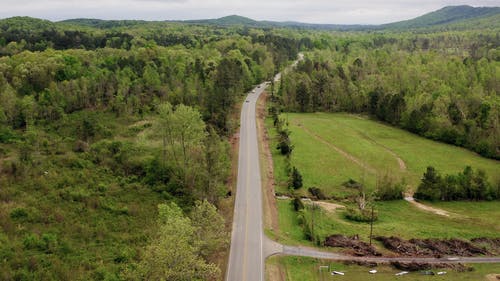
324,234 -> 381,256
471,238 -> 500,255
376,236 -> 490,257
390,261 -> 472,272
376,236 -> 434,256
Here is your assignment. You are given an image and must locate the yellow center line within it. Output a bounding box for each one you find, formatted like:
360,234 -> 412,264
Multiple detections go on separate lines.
241,101 -> 251,281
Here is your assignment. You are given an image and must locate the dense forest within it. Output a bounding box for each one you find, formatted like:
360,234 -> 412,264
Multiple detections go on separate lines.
0,17 -> 309,280
278,31 -> 499,159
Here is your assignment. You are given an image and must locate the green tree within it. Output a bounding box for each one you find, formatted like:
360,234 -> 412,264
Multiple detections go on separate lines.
191,200 -> 228,259
127,203 -> 219,281
203,127 -> 230,204
290,166 -> 303,190
415,166 -> 442,201
155,103 -> 206,196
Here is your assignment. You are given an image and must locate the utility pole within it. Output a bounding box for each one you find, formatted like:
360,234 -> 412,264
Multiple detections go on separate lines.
369,204 -> 374,246
311,202 -> 315,245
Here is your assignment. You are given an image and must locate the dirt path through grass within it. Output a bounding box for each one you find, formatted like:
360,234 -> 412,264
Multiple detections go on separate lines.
303,200 -> 345,213
356,130 -> 407,171
293,120 -> 377,175
404,196 -> 454,217
486,273 -> 500,281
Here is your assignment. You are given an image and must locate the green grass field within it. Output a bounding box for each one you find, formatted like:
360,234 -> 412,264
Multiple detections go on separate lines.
268,112 -> 499,197
266,112 -> 500,247
267,256 -> 500,281
275,199 -> 500,245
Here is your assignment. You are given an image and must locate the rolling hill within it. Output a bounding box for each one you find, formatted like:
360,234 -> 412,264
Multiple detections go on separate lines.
382,5 -> 500,29
182,5 -> 500,30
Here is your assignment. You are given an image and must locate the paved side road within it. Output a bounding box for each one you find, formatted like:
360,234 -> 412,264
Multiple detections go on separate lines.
279,245 -> 500,264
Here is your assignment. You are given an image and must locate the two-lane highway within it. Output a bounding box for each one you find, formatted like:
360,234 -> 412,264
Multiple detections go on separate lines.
226,82 -> 267,281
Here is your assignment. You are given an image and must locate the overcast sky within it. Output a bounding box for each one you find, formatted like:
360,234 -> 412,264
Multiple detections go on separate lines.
0,0 -> 499,24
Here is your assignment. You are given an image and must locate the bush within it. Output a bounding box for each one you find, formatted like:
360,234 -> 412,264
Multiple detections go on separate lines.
292,197 -> 304,211
0,127 -> 19,144
10,208 -> 29,220
73,140 -> 89,153
276,140 -> 293,156
344,207 -> 377,222
290,166 -> 303,190
342,178 -> 363,189
308,187 -> 327,200
376,175 -> 405,201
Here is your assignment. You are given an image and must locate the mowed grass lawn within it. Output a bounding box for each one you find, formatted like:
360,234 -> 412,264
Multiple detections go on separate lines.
267,256 -> 500,281
268,112 -> 499,196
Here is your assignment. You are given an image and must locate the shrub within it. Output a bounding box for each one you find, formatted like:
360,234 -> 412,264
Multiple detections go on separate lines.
73,140 -> 89,153
376,175 -> 405,201
290,166 -> 303,190
276,140 -> 293,156
308,187 -> 327,200
292,197 -> 304,211
342,178 -> 363,189
0,127 -> 19,144
344,207 -> 377,222
10,208 -> 29,220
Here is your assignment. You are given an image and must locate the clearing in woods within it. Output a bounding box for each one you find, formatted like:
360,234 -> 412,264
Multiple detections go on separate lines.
269,112 -> 499,197
265,112 -> 500,247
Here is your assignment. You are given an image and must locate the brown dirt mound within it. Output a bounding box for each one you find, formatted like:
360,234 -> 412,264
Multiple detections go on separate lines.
324,234 -> 381,256
376,236 -> 434,256
390,261 -> 472,272
471,237 -> 500,255
376,236 -> 490,257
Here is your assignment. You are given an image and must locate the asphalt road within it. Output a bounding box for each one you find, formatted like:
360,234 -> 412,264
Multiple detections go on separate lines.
226,81 -> 268,281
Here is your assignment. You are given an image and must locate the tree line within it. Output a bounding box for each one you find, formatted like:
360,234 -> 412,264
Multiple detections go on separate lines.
415,166 -> 499,201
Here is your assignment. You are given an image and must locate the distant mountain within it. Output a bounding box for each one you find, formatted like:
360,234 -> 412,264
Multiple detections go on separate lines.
186,15 -> 260,26
3,5 -> 498,31
382,5 -> 500,29
185,15 -> 371,30
0,16 -> 55,30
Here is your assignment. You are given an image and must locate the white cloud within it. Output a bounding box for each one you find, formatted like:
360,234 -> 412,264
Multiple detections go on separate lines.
0,0 -> 498,24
